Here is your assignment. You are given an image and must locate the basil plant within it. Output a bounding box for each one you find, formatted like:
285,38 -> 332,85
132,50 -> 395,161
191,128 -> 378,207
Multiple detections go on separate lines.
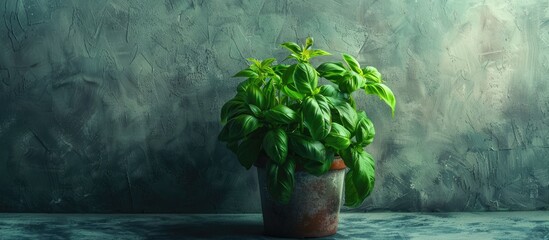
218,37 -> 396,207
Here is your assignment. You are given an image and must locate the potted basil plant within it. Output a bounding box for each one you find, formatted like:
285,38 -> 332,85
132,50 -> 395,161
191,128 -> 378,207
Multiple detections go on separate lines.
218,37 -> 395,238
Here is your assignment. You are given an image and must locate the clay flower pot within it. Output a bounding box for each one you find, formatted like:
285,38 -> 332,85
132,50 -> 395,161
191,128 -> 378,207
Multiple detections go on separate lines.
256,157 -> 346,238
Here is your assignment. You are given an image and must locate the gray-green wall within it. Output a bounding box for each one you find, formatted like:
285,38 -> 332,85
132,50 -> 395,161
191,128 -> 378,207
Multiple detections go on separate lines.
0,0 -> 547,213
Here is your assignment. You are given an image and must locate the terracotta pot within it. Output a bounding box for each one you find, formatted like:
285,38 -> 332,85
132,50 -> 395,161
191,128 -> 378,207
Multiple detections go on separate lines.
256,157 -> 346,238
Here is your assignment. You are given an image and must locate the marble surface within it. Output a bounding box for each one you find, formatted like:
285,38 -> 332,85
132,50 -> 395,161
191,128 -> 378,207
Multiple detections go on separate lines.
0,212 -> 547,239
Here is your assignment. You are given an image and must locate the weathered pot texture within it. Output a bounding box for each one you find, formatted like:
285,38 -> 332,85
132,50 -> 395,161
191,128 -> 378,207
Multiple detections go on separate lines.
256,157 -> 346,238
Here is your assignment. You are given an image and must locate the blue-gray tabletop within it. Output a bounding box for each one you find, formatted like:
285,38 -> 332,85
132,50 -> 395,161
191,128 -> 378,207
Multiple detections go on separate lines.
0,212 -> 547,239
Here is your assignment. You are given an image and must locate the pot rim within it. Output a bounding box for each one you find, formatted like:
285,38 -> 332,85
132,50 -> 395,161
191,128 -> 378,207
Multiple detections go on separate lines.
255,155 -> 346,171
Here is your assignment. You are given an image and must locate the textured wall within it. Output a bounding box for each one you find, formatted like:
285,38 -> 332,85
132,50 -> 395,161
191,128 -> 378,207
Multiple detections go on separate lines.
0,0 -> 547,213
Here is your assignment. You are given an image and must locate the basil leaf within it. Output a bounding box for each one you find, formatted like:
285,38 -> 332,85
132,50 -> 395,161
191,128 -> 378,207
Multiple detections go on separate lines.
325,95 -> 346,108
305,37 -> 314,50
246,85 -> 266,110
303,149 -> 334,176
288,53 -> 301,61
349,95 -> 356,108
339,71 -> 365,93
237,133 -> 263,169
247,58 -> 262,67
342,148 -> 375,207
263,105 -> 298,125
263,80 -> 277,109
281,42 -> 302,55
355,112 -> 375,146
263,128 -> 288,165
318,85 -> 339,97
236,79 -> 251,93
302,95 -> 331,140
342,54 -> 362,75
237,77 -> 263,93
273,64 -> 290,76
317,62 -> 347,82
362,66 -> 382,83
288,133 -> 326,162
324,122 -> 351,150
281,64 -> 297,85
220,99 -> 247,124
332,100 -> 358,133
267,158 -> 295,204
233,68 -> 258,78
310,49 -> 331,58
364,83 -> 396,116
292,63 -> 318,95
218,115 -> 261,142
261,58 -> 276,68
282,85 -> 304,100
248,104 -> 262,117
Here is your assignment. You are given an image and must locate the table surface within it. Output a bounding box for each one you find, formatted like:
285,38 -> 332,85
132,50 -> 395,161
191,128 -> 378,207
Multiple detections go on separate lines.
0,212 -> 547,239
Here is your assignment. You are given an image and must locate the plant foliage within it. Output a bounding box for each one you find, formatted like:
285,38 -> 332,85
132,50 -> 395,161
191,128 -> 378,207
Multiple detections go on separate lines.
218,37 -> 396,206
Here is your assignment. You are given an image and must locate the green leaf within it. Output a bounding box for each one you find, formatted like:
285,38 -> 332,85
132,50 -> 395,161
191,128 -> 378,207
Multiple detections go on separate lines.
273,64 -> 290,76
218,115 -> 261,142
362,66 -> 382,83
342,54 -> 362,75
310,49 -> 331,58
233,91 -> 247,101
339,71 -> 365,93
236,133 -> 263,169
288,53 -> 301,61
263,128 -> 288,165
324,122 -> 351,150
220,99 -> 248,124
305,37 -> 314,49
281,42 -> 302,55
342,148 -> 375,207
292,63 -> 318,94
317,62 -> 347,82
237,78 -> 262,93
303,149 -> 334,176
281,64 -> 297,85
263,80 -> 277,109
301,49 -> 312,61
247,58 -> 262,67
236,80 -> 249,93
288,133 -> 326,161
282,85 -> 304,100
332,100 -> 358,133
319,85 -> 339,97
246,85 -> 266,109
267,158 -> 295,204
269,74 -> 282,85
233,68 -> 258,78
364,83 -> 396,116
355,112 -> 375,146
302,95 -> 331,140
261,58 -> 276,68
263,105 -> 298,124
248,104 -> 262,117
344,170 -> 360,207
349,95 -> 356,108
325,95 -> 346,108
